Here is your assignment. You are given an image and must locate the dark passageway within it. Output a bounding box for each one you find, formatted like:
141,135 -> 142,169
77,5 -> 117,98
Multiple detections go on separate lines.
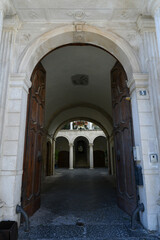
18,169 -> 158,239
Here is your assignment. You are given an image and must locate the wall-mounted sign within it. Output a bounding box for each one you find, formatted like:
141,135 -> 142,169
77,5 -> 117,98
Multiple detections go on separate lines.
139,90 -> 147,96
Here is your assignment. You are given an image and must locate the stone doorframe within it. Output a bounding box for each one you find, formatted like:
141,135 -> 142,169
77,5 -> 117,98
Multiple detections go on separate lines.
1,24 -> 159,230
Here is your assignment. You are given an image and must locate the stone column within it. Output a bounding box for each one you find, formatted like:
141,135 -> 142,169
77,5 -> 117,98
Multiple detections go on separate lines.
69,143 -> 74,169
89,122 -> 93,130
70,122 -> 73,130
89,143 -> 94,169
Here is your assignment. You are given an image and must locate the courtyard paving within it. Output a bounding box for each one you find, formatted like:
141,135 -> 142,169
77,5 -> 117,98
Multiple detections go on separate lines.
18,169 -> 159,240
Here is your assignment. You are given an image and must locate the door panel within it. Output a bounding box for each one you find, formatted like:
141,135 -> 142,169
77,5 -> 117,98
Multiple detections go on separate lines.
58,151 -> 69,168
94,150 -> 105,168
111,61 -> 137,215
22,62 -> 46,217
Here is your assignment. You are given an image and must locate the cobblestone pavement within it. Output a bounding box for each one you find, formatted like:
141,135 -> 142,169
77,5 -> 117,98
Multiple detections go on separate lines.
18,169 -> 159,240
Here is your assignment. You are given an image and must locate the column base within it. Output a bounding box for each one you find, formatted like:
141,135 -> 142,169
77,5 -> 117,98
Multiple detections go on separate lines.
69,168 -> 74,170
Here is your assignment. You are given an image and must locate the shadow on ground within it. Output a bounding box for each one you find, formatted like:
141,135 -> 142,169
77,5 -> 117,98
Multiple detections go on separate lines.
18,169 -> 159,240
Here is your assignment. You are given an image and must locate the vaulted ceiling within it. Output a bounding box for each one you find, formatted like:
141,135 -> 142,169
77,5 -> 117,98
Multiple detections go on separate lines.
41,45 -> 116,135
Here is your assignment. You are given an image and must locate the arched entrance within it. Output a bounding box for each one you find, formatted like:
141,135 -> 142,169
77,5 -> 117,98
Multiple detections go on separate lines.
22,52 -> 137,219
93,136 -> 107,168
74,137 -> 89,168
14,24 -> 146,227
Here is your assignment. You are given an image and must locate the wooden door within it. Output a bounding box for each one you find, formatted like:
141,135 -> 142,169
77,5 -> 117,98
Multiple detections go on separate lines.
58,151 -> 69,168
22,63 -> 46,217
94,151 -> 105,167
111,62 -> 137,215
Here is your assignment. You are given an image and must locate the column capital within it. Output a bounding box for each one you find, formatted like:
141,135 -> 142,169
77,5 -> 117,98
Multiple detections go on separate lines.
3,14 -> 22,31
148,0 -> 160,16
89,143 -> 94,147
128,73 -> 149,94
137,15 -> 155,33
69,143 -> 74,147
0,0 -> 16,18
10,73 -> 32,93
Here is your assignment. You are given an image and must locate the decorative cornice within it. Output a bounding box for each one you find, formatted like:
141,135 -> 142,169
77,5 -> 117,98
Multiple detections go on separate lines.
9,73 -> 31,92
128,73 -> 149,93
137,15 -> 155,33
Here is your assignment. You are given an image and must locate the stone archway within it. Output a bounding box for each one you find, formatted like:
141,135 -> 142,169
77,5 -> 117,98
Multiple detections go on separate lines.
4,23 -> 154,229
17,24 -> 141,80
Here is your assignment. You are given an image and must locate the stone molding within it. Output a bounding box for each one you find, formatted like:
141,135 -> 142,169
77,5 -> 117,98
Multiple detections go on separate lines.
17,24 -> 141,77
9,73 -> 31,93
3,14 -> 22,31
137,15 -> 155,33
128,73 -> 149,94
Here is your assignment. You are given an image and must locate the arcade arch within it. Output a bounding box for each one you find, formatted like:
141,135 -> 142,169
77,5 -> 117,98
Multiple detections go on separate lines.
93,136 -> 108,168
73,136 -> 89,168
55,137 -> 69,168
55,120 -> 108,169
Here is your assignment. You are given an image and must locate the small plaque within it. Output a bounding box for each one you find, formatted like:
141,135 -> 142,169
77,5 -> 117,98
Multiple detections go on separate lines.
139,90 -> 147,96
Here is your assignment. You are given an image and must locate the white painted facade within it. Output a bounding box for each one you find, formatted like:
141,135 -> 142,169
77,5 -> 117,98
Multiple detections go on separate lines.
0,0 -> 160,232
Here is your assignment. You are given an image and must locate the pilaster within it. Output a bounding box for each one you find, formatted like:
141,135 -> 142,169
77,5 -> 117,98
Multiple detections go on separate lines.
0,15 -> 22,160
128,73 -> 159,230
0,10 -> 3,44
0,73 -> 31,222
137,15 -> 160,156
148,0 -> 160,57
